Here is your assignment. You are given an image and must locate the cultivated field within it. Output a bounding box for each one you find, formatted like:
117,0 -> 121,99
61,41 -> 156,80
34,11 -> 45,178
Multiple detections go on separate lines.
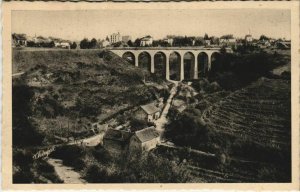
203,77 -> 290,150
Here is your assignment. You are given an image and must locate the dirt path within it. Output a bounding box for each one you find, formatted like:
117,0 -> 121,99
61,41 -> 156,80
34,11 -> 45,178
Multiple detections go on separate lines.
154,81 -> 178,141
68,132 -> 105,146
47,158 -> 86,184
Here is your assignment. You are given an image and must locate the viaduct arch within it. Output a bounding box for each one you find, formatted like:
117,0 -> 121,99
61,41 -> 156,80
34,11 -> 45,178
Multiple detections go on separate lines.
109,47 -> 227,81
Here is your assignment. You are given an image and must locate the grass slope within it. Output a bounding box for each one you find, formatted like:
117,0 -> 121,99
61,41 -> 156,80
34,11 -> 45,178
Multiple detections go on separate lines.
12,49 -> 162,145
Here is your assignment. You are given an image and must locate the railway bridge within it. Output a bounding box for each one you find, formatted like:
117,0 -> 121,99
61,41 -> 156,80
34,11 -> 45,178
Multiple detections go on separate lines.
109,47 -> 230,81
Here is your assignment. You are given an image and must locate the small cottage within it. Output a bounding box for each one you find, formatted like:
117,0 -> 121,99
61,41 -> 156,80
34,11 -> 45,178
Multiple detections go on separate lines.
129,126 -> 160,153
136,103 -> 161,122
103,129 -> 132,156
140,36 -> 153,46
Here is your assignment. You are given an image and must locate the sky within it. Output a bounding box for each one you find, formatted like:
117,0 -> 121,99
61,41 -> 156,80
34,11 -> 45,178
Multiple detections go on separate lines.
12,9 -> 291,41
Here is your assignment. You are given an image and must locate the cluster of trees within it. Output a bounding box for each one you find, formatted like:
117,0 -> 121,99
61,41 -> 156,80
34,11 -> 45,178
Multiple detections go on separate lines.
80,38 -> 99,49
83,149 -> 190,183
165,108 -> 222,152
27,40 -> 55,48
128,34 -> 221,47
49,144 -> 190,183
220,34 -> 234,39
210,49 -> 286,89
13,84 -> 44,147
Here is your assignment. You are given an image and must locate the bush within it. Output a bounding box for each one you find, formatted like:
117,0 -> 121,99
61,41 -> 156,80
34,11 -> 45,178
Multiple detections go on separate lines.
92,146 -> 111,164
281,71 -> 291,80
70,42 -> 77,49
129,117 -> 148,131
50,145 -> 85,170
208,51 -> 287,90
13,85 -> 44,146
123,153 -> 190,183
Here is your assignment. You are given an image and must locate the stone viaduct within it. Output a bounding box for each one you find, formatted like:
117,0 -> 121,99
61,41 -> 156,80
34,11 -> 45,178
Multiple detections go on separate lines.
108,47 -> 229,81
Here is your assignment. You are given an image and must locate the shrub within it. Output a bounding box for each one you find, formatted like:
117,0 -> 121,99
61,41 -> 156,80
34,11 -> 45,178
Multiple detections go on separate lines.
70,42 -> 77,49
50,145 -> 85,170
124,153 -> 190,183
92,146 -> 111,164
12,85 -> 44,147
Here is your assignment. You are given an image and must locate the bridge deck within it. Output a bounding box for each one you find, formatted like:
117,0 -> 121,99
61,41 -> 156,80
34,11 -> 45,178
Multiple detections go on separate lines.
108,46 -> 222,51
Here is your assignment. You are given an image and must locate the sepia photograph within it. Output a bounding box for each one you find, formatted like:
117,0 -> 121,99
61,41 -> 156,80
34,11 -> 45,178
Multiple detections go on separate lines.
2,1 -> 299,190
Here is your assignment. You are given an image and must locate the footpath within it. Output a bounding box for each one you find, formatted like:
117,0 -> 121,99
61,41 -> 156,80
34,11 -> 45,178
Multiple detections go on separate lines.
47,158 -> 86,184
154,81 -> 178,141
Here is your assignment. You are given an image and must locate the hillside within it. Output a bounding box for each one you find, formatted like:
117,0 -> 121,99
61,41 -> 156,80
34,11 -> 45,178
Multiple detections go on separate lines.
165,77 -> 291,182
12,49 -> 166,146
203,77 -> 290,151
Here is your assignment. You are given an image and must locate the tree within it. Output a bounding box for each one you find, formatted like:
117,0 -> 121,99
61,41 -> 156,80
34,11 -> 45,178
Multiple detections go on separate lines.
12,85 -> 44,146
259,35 -> 270,41
70,42 -> 77,49
204,33 -> 209,40
80,38 -> 89,49
220,46 -> 227,54
134,38 -> 141,47
220,34 -> 234,39
210,36 -> 219,45
89,38 -> 98,49
127,40 -> 133,47
194,38 -> 204,46
48,41 -> 55,48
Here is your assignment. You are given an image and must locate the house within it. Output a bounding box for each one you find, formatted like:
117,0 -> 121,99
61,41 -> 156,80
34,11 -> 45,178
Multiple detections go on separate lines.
219,38 -> 236,46
60,42 -> 70,49
257,40 -> 271,49
204,39 -> 211,46
129,126 -> 160,152
54,41 -> 70,49
100,40 -> 110,47
140,36 -> 153,46
136,103 -> 161,122
110,32 -> 121,44
245,34 -> 253,44
163,38 -> 174,46
12,33 -> 27,47
103,129 -> 133,155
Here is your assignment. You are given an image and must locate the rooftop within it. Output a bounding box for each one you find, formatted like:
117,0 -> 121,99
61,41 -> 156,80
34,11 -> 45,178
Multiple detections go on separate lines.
141,103 -> 161,115
103,129 -> 132,142
141,36 -> 152,41
135,126 -> 159,143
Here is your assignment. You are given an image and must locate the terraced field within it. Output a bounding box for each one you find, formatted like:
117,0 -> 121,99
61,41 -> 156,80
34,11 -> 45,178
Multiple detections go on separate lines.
202,77 -> 291,151
187,165 -> 256,183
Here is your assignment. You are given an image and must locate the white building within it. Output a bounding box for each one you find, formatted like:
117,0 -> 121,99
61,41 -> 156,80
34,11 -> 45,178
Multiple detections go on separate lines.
219,38 -> 236,46
163,38 -> 174,46
55,42 -> 70,49
245,34 -> 253,43
140,36 -> 153,46
110,32 -> 121,44
101,40 -> 110,47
